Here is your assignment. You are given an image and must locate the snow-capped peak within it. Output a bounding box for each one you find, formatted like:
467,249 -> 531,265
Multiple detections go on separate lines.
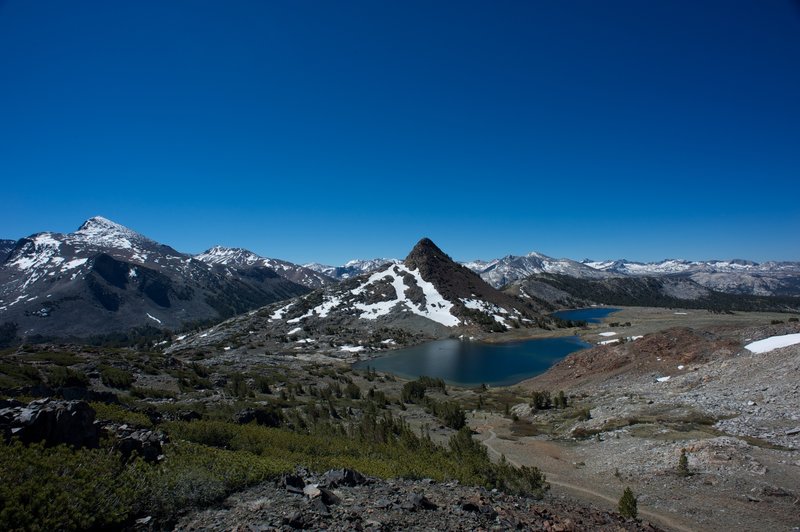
196,246 -> 262,266
74,216 -> 151,250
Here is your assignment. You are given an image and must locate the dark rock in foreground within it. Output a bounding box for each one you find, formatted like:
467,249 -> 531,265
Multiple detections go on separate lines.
0,398 -> 98,449
176,467 -> 662,531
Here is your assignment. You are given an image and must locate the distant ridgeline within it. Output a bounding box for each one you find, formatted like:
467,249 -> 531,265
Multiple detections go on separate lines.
2,217 -> 798,347
507,273 -> 800,314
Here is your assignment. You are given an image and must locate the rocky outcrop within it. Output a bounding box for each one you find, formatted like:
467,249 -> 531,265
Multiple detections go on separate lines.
178,467 -> 661,531
112,425 -> 168,463
0,398 -> 99,448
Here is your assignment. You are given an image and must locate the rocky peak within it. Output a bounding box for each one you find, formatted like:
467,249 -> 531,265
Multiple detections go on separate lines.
74,216 -> 153,249
77,215 -> 133,235
196,246 -> 261,266
404,238 -> 456,275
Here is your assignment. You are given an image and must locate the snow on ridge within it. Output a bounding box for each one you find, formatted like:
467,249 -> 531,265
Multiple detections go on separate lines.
63,258 -> 88,271
282,263 -> 461,327
350,264 -> 460,326
744,333 -> 800,354
461,298 -> 512,329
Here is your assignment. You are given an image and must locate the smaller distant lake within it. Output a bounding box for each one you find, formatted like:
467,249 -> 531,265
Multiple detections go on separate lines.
552,307 -> 621,324
353,336 -> 591,387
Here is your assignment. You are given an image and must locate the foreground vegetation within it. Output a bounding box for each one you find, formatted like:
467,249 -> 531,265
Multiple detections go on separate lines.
0,346 -> 549,530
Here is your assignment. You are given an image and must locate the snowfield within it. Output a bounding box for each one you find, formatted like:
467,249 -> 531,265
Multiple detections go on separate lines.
291,263 -> 462,327
744,333 -> 800,354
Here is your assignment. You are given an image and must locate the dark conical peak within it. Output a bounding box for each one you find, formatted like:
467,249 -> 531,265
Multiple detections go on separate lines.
404,238 -> 458,275
404,238 -> 450,263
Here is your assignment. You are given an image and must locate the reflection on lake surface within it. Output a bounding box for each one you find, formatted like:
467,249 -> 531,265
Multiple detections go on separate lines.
353,336 -> 591,387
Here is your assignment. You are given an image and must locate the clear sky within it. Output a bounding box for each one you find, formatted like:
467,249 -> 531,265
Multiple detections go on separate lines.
1,1 -> 799,265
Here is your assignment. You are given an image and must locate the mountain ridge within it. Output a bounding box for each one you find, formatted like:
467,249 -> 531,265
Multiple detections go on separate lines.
169,238 -> 553,358
196,245 -> 334,289
0,217 -> 309,340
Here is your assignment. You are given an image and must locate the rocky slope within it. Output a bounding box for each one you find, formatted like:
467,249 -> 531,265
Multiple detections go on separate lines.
463,252 -> 800,297
582,258 -> 800,297
512,321 -> 800,531
177,467 -> 660,531
0,217 -> 309,340
0,240 -> 15,263
507,273 -> 800,313
196,246 -> 334,289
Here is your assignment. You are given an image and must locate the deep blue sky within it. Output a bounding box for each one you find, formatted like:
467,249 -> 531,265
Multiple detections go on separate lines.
1,1 -> 799,264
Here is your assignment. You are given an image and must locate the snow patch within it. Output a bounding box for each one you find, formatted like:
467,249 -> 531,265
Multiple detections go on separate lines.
146,313 -> 162,324
62,258 -> 88,271
598,332 -> 617,337
271,303 -> 294,321
745,333 -> 800,354
339,345 -> 365,353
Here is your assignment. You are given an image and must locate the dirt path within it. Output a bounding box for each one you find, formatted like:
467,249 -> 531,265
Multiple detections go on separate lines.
475,422 -> 694,532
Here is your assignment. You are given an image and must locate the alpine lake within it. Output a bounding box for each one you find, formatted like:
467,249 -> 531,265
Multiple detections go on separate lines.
353,308 -> 624,386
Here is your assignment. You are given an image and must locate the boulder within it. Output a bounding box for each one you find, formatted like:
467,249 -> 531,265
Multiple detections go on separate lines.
114,427 -> 168,462
401,492 -> 438,511
322,468 -> 368,487
235,407 -> 283,427
0,398 -> 99,448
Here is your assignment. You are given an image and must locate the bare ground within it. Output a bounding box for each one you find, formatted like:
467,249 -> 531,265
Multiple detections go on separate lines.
468,308 -> 800,531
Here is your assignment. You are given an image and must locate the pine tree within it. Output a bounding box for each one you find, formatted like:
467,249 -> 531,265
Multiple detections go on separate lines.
557,390 -> 567,408
618,487 -> 637,519
677,448 -> 690,477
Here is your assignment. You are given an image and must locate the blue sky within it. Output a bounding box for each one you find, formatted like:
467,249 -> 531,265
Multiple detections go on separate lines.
1,1 -> 799,264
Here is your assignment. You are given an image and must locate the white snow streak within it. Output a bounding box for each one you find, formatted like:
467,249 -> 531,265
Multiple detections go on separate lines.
745,333 -> 800,354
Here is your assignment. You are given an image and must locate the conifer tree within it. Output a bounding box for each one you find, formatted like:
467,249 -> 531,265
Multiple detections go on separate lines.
677,448 -> 690,477
618,487 -> 637,519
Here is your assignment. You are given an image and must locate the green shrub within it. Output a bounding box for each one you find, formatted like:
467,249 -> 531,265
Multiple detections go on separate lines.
0,438 -> 287,531
29,352 -> 82,366
0,362 -> 41,387
47,367 -> 89,388
99,365 -> 134,389
345,382 -> 361,400
0,440 -> 137,531
227,372 -> 250,398
531,390 -> 552,410
401,376 -> 446,403
90,402 -> 153,428
429,400 -> 466,429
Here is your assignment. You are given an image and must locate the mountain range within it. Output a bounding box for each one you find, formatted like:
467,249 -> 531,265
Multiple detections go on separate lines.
303,259 -> 400,281
169,238 -> 551,359
0,217 -> 309,339
195,246 -> 334,288
2,216 -> 798,342
303,252 -> 800,298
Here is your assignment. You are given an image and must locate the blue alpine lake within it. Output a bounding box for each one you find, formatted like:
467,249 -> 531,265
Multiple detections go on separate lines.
353,336 -> 591,387
551,307 -> 621,324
